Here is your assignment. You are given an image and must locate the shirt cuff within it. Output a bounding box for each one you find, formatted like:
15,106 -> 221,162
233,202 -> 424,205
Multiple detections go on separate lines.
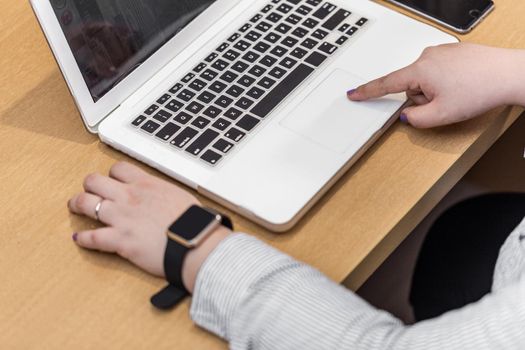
189,233 -> 295,340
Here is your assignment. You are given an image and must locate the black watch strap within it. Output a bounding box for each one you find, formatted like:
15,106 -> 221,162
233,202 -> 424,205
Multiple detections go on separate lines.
151,207 -> 233,310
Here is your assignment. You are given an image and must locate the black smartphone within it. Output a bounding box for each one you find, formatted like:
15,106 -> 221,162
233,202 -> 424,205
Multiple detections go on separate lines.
386,0 -> 494,33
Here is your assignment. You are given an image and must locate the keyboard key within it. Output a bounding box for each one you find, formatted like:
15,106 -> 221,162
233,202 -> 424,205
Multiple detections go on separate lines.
356,17 -> 368,26
234,40 -> 251,51
242,51 -> 261,63
281,36 -> 299,48
224,107 -> 243,120
303,18 -> 319,29
189,79 -> 207,92
186,101 -> 205,114
166,99 -> 184,113
246,86 -> 265,99
312,2 -> 336,19
225,128 -> 246,142
306,0 -> 322,5
156,122 -> 181,141
260,55 -> 278,67
201,150 -> 223,165
301,38 -> 319,49
277,3 -> 293,13
336,36 -> 349,45
264,32 -> 282,44
220,70 -> 239,83
322,9 -> 350,30
250,13 -> 263,23
238,75 -> 257,87
197,91 -> 217,104
279,57 -> 298,69
275,23 -> 292,34
201,69 -> 219,81
286,0 -> 302,4
145,104 -> 159,115
347,26 -> 358,36
311,28 -> 329,40
231,61 -> 250,73
169,83 -> 183,94
291,47 -> 308,59
239,23 -> 252,32
228,33 -> 241,42
237,115 -> 260,131
205,52 -> 218,62
270,45 -> 288,57
252,63 -> 314,118
203,106 -> 222,119
171,127 -> 198,148
191,116 -> 211,129
235,97 -> 255,110
156,94 -> 171,105
216,42 -> 230,52
212,59 -> 229,71
286,14 -> 302,25
256,21 -> 272,32
131,115 -> 146,127
245,31 -> 262,42
209,81 -> 228,95
153,109 -> 172,123
248,65 -> 267,77
223,49 -> 241,61
253,41 -> 271,53
318,42 -> 338,55
267,12 -> 283,23
258,76 -> 277,89
339,23 -> 350,32
141,120 -> 161,134
305,51 -> 328,66
291,27 -> 309,38
177,89 -> 195,102
181,73 -> 195,83
193,62 -> 207,73
213,139 -> 234,153
297,5 -> 313,16
226,85 -> 245,98
215,96 -> 234,108
212,118 -> 231,131
261,4 -> 274,13
269,66 -> 287,79
174,112 -> 193,124
186,130 -> 220,156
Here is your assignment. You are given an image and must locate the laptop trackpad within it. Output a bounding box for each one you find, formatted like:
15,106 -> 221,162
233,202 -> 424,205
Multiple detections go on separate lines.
280,69 -> 401,154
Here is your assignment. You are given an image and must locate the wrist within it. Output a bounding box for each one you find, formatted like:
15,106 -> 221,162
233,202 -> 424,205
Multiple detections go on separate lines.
495,48 -> 525,107
181,225 -> 232,293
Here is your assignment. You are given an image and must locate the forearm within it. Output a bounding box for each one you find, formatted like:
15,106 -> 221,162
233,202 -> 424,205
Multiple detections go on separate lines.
189,234 -> 525,349
493,47 -> 525,107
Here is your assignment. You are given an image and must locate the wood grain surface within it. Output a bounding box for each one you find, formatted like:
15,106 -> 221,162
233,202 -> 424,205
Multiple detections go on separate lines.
1,0 -> 524,348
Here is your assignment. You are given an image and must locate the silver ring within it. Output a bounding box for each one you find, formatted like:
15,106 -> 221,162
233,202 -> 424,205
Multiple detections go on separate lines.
94,200 -> 103,222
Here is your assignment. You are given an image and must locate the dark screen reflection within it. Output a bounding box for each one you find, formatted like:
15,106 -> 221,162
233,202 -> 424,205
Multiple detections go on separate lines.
52,0 -> 215,102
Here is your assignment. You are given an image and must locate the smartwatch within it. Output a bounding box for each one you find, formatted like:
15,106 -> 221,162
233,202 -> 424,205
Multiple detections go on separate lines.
150,205 -> 233,310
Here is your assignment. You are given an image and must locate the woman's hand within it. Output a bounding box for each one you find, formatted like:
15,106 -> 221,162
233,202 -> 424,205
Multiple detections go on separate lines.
348,43 -> 525,128
68,162 -> 231,292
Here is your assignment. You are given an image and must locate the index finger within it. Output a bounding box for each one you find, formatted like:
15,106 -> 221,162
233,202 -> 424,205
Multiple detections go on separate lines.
347,65 -> 417,101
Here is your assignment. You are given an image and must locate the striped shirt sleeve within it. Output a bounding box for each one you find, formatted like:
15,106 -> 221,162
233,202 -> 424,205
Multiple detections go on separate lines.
190,233 -> 525,349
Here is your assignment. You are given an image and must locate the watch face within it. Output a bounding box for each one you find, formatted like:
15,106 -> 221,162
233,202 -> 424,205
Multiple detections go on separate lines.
169,206 -> 218,241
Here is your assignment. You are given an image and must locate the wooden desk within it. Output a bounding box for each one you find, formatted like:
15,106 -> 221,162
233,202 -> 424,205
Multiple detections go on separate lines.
1,0 -> 524,348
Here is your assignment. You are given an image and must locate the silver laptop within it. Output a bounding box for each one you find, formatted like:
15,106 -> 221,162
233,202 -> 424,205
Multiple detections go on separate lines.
31,0 -> 456,231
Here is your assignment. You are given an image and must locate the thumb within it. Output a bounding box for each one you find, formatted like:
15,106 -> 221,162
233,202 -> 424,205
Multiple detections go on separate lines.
400,102 -> 445,129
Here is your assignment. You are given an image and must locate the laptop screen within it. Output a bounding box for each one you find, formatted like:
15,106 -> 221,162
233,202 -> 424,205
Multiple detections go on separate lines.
51,0 -> 216,102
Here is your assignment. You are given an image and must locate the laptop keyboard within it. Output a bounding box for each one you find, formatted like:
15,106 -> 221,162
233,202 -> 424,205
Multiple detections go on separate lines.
131,0 -> 369,166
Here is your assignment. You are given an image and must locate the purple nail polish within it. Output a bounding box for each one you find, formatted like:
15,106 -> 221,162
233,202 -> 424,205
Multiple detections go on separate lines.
72,233 -> 78,242
347,89 -> 357,96
400,113 -> 409,124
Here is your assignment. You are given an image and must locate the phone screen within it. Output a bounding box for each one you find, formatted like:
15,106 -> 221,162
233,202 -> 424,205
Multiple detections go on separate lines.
393,0 -> 493,30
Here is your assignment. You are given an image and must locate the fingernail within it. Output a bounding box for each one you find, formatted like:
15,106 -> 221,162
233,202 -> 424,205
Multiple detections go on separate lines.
72,233 -> 78,242
347,89 -> 357,96
400,113 -> 409,124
